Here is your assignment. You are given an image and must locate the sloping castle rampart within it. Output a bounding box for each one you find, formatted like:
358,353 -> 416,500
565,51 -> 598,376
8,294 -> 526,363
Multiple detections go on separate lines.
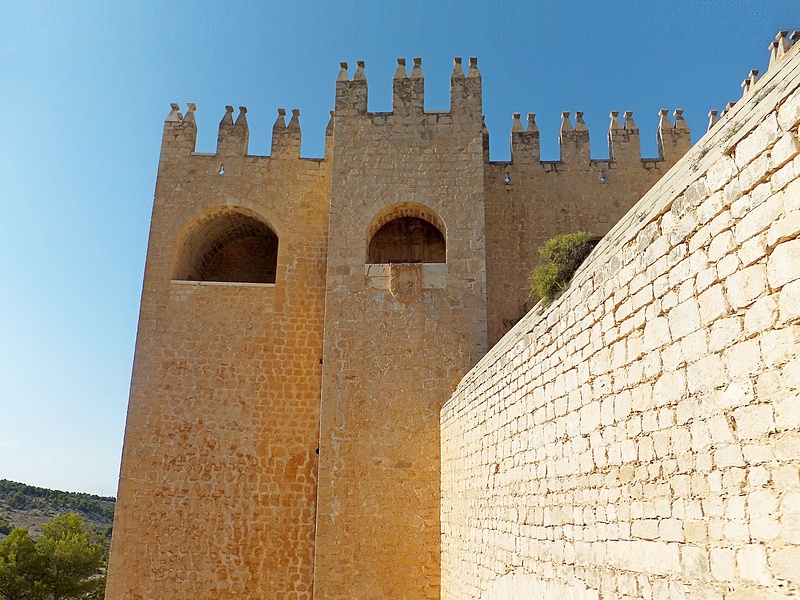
106,33 -> 799,599
442,30 -> 800,599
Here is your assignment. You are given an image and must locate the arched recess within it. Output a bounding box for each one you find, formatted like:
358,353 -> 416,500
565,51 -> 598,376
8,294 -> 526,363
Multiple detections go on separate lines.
366,203 -> 446,264
173,206 -> 279,284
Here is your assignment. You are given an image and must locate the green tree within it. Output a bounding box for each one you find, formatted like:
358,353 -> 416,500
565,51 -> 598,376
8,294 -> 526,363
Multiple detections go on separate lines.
36,514 -> 105,600
0,527 -> 47,600
529,231 -> 597,304
0,514 -> 105,600
0,516 -> 12,536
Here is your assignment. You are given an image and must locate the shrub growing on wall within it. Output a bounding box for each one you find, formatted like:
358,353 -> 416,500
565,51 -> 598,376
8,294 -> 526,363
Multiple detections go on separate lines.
529,232 -> 597,304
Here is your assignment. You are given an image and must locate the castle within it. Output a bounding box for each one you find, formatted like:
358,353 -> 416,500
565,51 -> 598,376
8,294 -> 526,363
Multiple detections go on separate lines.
108,31 -> 800,600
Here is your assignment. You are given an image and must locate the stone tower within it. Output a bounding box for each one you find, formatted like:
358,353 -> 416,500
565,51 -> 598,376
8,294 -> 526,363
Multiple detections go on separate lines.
106,57 -> 690,600
105,103 -> 331,598
312,57 -> 488,598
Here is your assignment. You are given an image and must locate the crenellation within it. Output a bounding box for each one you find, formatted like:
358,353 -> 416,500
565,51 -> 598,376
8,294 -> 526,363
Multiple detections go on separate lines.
608,110 -> 641,165
392,57 -> 424,114
459,56 -> 482,117
657,108 -> 691,164
449,56 -> 465,112
217,105 -> 249,156
737,68 -> 759,99
183,102 -> 196,124
160,103 -> 197,158
559,111 -> 591,164
334,61 -> 367,116
510,112 -> 540,164
708,109 -> 720,132
270,108 -> 302,158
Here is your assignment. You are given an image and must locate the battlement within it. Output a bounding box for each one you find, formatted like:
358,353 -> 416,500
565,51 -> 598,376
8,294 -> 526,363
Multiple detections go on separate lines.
159,102 -> 313,162
334,56 -> 482,117
504,108 -> 690,168
710,29 -> 800,130
160,56 -> 699,167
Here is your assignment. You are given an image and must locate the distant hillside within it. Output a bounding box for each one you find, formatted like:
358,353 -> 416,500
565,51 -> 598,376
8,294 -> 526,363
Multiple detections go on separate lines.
0,479 -> 115,539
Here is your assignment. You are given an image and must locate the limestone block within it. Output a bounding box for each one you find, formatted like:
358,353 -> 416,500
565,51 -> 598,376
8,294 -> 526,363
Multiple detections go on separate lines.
784,176 -> 800,213
733,404 -> 776,440
684,520 -> 708,544
709,210 -> 734,241
738,234 -> 768,268
780,491 -> 800,544
778,279 -> 800,322
668,299 -> 701,340
735,113 -> 781,169
737,544 -> 771,585
698,191 -> 725,226
707,414 -> 736,445
774,432 -> 800,462
739,153 -> 774,193
744,295 -> 778,334
724,338 -> 763,378
706,155 -> 739,194
766,212 -> 800,249
643,316 -> 671,351
717,253 -> 742,279
770,158 -> 798,194
696,266 -> 719,293
726,587 -> 791,600
715,444 -> 745,468
710,547 -> 736,581
631,519 -> 659,540
709,317 -> 743,352
735,195 -> 784,245
687,354 -> 726,393
748,489 -> 778,518
659,518 -> 684,542
768,238 -> 800,289
769,546 -> 800,583
726,264 -> 768,309
778,88 -> 800,131
772,132 -> 800,170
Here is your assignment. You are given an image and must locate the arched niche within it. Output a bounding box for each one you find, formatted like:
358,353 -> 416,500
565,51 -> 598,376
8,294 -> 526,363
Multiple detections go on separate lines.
366,203 -> 446,264
173,207 -> 279,284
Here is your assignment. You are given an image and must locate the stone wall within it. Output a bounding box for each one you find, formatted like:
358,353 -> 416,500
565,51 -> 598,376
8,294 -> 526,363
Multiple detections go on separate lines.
483,109 -> 691,346
106,108 -> 330,600
441,40 -> 800,600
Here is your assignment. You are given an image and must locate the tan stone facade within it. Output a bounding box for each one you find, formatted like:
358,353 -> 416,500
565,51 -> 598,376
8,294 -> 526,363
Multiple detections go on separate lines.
108,52 -> 702,598
442,33 -> 800,600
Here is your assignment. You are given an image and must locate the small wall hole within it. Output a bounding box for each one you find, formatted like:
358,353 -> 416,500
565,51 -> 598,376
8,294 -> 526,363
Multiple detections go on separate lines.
504,172 -> 511,184
219,165 -> 225,175
599,171 -> 606,183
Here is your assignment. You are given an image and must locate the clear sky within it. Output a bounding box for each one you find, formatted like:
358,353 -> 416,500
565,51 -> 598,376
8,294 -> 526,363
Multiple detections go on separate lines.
0,1 -> 796,497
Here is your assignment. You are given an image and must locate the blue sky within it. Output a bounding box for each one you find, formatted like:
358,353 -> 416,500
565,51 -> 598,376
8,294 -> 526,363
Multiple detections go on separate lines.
0,1 -> 795,496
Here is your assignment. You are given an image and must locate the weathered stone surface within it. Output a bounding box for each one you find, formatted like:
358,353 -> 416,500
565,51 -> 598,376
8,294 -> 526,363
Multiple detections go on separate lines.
441,42 -> 800,600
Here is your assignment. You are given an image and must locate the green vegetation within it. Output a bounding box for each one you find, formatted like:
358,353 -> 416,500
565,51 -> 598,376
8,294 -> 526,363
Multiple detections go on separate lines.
0,513 -> 106,600
0,481 -> 114,524
529,232 -> 597,304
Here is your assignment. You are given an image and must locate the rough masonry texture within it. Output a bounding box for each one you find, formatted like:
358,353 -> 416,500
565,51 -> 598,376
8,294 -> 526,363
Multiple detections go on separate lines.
441,32 -> 800,600
107,33 -> 798,600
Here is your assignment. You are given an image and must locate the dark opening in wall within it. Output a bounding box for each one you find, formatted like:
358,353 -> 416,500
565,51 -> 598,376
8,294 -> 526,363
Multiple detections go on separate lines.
174,208 -> 278,284
367,216 -> 446,264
